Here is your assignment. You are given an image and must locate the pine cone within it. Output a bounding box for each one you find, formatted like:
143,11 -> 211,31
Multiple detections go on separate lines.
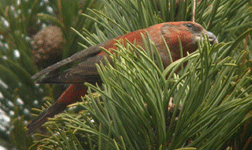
32,26 -> 65,68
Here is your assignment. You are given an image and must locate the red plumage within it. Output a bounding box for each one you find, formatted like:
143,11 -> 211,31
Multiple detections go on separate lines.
27,21 -> 217,135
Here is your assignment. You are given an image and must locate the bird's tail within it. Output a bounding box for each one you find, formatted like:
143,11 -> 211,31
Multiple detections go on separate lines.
27,101 -> 66,135
27,84 -> 87,135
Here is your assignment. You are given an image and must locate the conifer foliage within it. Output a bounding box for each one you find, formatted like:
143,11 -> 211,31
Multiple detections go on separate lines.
0,0 -> 251,149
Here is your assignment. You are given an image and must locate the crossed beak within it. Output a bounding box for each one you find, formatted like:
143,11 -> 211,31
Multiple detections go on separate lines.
196,31 -> 218,44
206,31 -> 218,44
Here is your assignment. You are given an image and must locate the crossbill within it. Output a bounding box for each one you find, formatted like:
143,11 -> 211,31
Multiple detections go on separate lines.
27,21 -> 218,135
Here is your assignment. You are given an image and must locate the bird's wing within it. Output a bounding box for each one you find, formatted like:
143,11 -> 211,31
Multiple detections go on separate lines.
36,54 -> 109,84
32,40 -> 114,84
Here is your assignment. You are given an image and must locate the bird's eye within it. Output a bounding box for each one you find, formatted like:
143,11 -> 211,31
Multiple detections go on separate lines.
185,23 -> 193,28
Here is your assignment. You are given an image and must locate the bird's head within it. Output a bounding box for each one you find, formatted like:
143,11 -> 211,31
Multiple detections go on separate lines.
183,22 -> 218,44
160,22 -> 218,53
146,21 -> 218,66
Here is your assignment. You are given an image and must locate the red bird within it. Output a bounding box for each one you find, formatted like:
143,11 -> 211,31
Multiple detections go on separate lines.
27,22 -> 218,135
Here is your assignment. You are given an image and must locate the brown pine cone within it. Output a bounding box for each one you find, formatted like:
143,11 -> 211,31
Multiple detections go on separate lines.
32,26 -> 65,68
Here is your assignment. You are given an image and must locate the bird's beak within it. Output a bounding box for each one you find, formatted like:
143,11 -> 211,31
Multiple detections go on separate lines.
196,31 -> 218,44
206,31 -> 218,44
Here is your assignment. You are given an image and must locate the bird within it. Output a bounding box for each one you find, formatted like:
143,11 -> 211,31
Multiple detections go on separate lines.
27,21 -> 218,135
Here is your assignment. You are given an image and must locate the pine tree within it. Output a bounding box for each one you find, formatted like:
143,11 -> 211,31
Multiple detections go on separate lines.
0,0 -> 251,149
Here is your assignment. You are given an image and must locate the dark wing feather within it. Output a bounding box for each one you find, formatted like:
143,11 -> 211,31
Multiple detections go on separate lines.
31,41 -> 115,84
32,44 -> 103,81
37,54 -> 108,84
